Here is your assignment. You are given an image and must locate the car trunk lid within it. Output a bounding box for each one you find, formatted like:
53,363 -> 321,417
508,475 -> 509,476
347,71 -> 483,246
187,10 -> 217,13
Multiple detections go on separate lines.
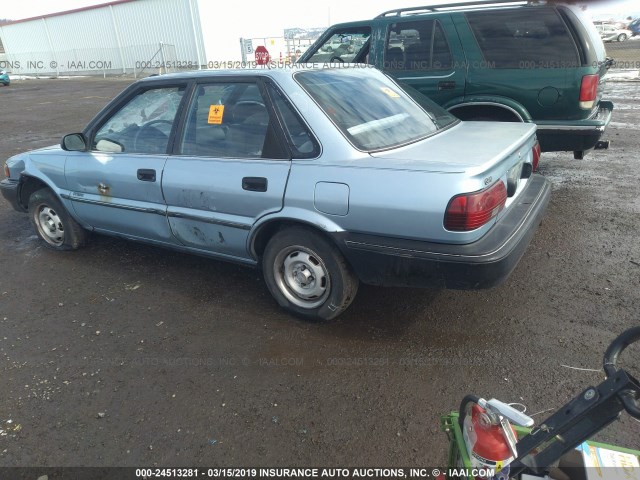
368,121 -> 536,176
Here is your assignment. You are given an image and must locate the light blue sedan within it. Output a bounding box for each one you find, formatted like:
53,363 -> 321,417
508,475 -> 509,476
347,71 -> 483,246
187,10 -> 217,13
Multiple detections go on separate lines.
1,65 -> 550,320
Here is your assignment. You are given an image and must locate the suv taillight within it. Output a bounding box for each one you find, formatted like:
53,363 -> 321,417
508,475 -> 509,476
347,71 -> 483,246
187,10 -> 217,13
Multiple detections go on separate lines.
532,141 -> 541,172
579,74 -> 599,109
444,181 -> 507,232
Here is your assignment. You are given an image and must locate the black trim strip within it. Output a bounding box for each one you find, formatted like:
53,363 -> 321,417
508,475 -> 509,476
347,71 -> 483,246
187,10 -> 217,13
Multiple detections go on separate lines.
167,211 -> 251,231
61,194 -> 165,215
63,193 -> 252,230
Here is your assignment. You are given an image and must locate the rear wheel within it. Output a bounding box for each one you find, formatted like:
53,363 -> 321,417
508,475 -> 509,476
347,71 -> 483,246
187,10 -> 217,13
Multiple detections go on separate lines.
28,188 -> 86,250
262,227 -> 359,321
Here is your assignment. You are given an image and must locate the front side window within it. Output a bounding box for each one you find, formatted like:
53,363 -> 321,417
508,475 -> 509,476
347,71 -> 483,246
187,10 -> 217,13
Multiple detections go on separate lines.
385,20 -> 452,71
94,86 -> 185,154
179,82 -> 286,159
296,68 -> 453,151
305,28 -> 371,64
466,8 -> 580,68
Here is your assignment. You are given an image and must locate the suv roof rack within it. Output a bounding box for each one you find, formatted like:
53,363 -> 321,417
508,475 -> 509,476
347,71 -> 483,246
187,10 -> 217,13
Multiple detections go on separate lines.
376,0 -> 535,18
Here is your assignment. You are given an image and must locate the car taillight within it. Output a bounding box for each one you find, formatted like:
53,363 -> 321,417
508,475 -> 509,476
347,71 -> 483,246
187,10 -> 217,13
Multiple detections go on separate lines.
532,141 -> 541,172
444,180 -> 508,232
579,74 -> 599,109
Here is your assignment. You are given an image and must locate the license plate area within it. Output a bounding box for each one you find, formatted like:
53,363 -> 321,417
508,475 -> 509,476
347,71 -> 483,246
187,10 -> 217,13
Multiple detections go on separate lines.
506,161 -> 524,197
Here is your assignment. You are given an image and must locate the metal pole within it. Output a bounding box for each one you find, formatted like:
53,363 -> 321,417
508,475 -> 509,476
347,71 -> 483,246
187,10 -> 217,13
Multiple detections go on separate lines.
42,17 -> 59,77
110,5 -> 127,74
159,42 -> 166,75
188,0 -> 203,70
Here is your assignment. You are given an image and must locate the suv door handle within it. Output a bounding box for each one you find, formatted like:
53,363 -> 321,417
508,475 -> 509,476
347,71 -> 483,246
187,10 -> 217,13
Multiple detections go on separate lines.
242,177 -> 268,192
137,169 -> 156,182
438,81 -> 456,90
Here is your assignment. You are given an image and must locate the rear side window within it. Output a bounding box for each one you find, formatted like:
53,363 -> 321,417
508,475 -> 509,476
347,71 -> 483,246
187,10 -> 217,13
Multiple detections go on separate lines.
466,8 -> 580,68
385,20 -> 452,71
179,82 -> 287,159
266,83 -> 319,159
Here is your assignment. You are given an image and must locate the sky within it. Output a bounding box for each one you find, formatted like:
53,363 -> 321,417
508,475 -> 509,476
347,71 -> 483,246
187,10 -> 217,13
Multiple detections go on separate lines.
2,0 -> 639,24
2,0 -> 639,62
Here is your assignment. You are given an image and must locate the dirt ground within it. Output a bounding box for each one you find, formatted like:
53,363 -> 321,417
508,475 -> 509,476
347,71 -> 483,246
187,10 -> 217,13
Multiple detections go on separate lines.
0,76 -> 638,470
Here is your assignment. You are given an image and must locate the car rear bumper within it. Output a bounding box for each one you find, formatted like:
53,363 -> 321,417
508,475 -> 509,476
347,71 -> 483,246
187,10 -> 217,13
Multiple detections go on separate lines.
335,174 -> 551,289
535,101 -> 613,153
0,179 -> 25,212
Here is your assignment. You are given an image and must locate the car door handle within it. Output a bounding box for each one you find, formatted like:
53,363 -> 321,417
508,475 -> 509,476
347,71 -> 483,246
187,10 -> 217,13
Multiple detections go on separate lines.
137,169 -> 156,182
438,81 -> 456,90
242,177 -> 268,192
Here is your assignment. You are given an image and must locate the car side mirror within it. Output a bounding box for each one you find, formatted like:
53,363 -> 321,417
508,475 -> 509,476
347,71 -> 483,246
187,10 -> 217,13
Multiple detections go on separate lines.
61,133 -> 88,152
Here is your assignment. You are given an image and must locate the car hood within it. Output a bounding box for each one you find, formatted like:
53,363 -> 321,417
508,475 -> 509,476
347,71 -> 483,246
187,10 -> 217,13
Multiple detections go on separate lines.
367,121 -> 537,174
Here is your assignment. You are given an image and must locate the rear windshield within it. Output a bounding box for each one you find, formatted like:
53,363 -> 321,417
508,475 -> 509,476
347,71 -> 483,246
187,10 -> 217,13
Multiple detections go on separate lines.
295,68 -> 457,151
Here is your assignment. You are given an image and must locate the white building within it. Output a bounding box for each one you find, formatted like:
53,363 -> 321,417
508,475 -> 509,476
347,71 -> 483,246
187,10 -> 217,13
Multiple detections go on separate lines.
0,0 -> 207,76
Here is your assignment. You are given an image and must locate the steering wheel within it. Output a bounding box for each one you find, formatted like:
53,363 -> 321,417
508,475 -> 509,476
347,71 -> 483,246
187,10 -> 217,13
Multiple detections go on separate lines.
133,119 -> 173,152
329,56 -> 345,63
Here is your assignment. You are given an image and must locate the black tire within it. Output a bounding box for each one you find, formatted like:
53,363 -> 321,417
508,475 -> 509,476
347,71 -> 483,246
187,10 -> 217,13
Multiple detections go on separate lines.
262,226 -> 359,321
618,33 -> 627,42
28,188 -> 86,250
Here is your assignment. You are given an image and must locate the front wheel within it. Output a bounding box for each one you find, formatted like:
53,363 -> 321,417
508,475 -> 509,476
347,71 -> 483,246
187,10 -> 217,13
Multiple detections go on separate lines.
28,188 -> 86,250
618,33 -> 628,42
262,227 -> 359,321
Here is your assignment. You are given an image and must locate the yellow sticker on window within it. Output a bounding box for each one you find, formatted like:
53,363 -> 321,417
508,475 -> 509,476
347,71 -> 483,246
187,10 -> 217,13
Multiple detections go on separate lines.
208,105 -> 225,124
380,87 -> 401,98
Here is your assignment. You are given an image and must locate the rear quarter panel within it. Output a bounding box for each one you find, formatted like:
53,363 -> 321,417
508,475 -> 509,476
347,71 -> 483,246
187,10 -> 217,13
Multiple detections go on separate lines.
283,125 -> 537,245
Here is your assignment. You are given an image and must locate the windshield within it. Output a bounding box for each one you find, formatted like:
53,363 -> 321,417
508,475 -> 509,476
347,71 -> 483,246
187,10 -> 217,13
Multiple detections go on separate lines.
295,68 -> 457,151
304,28 -> 371,64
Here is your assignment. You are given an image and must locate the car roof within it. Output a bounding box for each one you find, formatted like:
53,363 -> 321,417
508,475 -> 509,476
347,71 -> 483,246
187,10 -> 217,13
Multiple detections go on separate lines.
137,64 -> 376,84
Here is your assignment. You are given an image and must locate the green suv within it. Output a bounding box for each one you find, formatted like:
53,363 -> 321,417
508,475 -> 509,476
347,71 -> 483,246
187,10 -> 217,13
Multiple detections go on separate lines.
299,0 -> 613,159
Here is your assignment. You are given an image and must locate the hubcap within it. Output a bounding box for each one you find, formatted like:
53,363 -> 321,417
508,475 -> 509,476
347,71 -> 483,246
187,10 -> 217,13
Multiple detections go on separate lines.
274,246 -> 330,309
35,205 -> 65,246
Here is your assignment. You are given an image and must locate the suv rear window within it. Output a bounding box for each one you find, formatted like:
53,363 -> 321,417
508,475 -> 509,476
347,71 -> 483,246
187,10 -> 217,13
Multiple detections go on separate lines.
466,8 -> 580,69
295,68 -> 457,151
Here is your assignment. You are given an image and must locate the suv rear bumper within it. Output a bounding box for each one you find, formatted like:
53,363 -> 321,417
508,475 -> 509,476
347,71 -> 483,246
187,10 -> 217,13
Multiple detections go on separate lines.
536,101 -> 613,152
334,174 -> 551,289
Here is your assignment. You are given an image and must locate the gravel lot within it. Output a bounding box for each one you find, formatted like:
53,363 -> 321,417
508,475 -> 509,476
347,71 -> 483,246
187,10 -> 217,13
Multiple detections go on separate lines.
0,75 -> 638,469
